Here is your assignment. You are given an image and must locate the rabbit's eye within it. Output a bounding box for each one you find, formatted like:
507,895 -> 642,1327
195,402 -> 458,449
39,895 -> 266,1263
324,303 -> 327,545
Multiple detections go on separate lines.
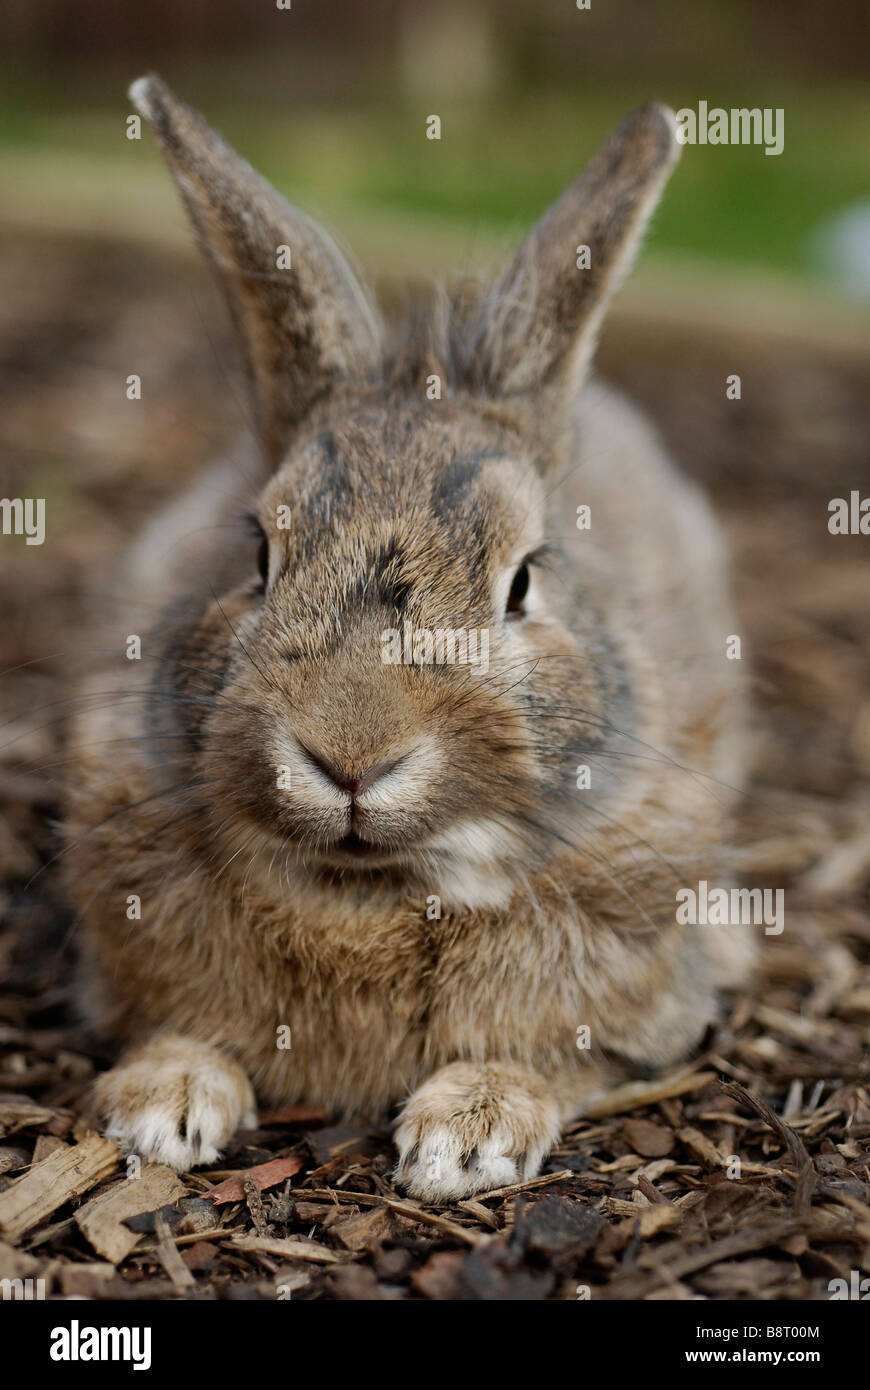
256,536 -> 269,586
255,536 -> 269,586
506,563 -> 530,618
244,511 -> 270,590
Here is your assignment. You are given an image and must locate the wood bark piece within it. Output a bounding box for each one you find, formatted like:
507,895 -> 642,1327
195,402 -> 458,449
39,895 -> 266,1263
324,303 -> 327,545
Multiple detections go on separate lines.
74,1164 -> 186,1264
0,1134 -> 120,1244
635,1204 -> 682,1237
635,1173 -> 671,1205
209,1155 -> 303,1206
32,1135 -> 67,1164
329,1205 -> 397,1251
154,1210 -> 195,1290
721,1080 -> 817,1212
0,1146 -> 30,1175
622,1118 -> 675,1157
230,1234 -> 341,1263
59,1263 -> 116,1298
300,1185 -> 490,1247
0,1100 -> 55,1138
584,1070 -> 716,1118
474,1168 -> 576,1202
676,1125 -> 727,1170
0,1238 -> 41,1280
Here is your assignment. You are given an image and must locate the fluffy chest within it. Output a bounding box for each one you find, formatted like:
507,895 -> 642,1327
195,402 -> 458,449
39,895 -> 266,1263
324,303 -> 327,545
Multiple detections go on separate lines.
229,891 -> 589,1113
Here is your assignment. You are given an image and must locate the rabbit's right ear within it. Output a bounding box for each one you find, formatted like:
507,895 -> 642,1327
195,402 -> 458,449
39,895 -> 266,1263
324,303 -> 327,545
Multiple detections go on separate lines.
129,74 -> 382,469
466,103 -> 680,409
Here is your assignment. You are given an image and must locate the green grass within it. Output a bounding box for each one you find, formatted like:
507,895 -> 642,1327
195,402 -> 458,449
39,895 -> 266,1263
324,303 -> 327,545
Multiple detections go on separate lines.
1,70 -> 868,280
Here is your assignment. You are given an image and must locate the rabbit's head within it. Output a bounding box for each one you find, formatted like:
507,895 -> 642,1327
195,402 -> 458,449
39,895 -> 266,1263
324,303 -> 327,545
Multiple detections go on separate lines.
131,76 -> 680,910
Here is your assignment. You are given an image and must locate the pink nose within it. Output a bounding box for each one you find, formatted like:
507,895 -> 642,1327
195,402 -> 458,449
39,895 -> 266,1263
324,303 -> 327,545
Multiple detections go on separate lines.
299,743 -> 403,798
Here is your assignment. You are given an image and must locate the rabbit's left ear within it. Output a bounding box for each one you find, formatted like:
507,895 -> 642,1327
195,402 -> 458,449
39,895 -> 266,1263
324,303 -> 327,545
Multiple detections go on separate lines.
129,74 -> 383,469
468,103 -> 680,403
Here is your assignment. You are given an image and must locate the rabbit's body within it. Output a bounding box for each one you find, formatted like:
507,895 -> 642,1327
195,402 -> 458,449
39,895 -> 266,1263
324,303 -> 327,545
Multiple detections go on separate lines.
65,79 -> 752,1198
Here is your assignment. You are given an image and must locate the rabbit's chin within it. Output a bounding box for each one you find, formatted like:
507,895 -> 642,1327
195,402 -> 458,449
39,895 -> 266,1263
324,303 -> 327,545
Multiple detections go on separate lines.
251,814 -> 529,913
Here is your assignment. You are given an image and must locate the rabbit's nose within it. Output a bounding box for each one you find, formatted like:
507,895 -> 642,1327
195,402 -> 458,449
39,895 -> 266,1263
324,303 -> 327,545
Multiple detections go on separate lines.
299,743 -> 404,799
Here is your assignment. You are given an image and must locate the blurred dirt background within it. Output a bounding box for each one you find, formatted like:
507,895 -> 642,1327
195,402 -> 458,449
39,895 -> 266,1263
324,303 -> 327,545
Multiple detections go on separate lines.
1,0 -> 869,1301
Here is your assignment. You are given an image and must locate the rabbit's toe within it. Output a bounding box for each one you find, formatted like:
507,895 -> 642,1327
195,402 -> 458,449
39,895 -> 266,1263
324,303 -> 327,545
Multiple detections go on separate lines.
394,1061 -> 560,1203
94,1035 -> 256,1170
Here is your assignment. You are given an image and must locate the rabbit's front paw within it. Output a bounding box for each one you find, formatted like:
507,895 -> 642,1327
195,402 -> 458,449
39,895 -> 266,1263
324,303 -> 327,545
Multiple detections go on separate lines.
394,1061 -> 560,1203
94,1034 -> 256,1170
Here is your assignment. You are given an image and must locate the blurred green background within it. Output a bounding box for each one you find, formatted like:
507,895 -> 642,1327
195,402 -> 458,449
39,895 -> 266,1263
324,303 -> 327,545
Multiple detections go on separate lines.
1,0 -> 869,294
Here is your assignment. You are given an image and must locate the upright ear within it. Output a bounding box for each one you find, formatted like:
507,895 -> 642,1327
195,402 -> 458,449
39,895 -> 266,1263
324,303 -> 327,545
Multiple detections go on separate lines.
468,103 -> 679,403
129,74 -> 383,468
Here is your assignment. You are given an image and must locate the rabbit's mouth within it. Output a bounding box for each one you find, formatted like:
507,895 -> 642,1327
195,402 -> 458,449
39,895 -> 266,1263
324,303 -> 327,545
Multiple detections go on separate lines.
322,830 -> 406,867
335,831 -> 379,858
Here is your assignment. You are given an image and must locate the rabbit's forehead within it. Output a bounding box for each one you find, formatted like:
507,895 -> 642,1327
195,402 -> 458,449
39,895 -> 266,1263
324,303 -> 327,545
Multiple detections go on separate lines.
261,415 -> 544,558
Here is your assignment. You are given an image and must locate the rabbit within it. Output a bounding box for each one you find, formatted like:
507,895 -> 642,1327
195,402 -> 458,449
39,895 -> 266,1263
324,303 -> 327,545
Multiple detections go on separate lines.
63,74 -> 754,1201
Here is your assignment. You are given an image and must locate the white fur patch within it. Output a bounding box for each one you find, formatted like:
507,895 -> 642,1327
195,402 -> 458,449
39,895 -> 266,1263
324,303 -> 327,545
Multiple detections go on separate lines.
394,1123 -> 528,1200
424,817 -> 524,911
395,1120 -> 544,1202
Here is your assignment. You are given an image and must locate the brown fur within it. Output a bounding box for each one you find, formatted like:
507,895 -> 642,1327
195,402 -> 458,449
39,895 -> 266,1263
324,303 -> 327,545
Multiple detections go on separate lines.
65,76 -> 753,1199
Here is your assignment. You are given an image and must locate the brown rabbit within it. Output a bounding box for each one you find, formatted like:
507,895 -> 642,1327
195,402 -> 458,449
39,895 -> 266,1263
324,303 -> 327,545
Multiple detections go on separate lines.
64,75 -> 753,1200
